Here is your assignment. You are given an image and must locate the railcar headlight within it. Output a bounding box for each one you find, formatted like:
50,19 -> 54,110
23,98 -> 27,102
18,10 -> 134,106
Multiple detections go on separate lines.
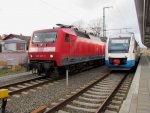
30,54 -> 33,58
50,54 -> 54,58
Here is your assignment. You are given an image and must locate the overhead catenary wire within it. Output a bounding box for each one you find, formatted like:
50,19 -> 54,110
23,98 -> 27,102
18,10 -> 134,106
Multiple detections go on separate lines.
39,0 -> 82,21
113,0 -> 129,26
39,0 -> 71,19
114,1 -> 125,19
106,27 -> 132,31
39,0 -> 105,28
115,0 -> 136,31
103,0 -> 134,37
108,0 -> 133,35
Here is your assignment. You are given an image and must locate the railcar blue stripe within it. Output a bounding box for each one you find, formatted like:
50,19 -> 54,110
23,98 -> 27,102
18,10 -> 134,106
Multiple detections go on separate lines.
105,60 -> 136,68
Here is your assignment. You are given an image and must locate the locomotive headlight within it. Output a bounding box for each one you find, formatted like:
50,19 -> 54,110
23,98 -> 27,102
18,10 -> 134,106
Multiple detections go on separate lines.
50,54 -> 54,58
30,54 -> 33,58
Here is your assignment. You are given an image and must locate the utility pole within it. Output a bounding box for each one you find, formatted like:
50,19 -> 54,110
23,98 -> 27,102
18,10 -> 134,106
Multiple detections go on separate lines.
103,6 -> 113,37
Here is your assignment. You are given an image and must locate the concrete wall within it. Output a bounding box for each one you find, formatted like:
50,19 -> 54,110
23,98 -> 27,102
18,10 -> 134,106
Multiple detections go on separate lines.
0,52 -> 27,66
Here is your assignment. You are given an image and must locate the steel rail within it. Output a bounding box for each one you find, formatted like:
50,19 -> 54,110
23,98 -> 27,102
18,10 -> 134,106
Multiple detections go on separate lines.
45,72 -> 131,113
0,75 -> 44,89
8,77 -> 61,95
45,72 -> 111,113
95,72 -> 128,113
0,74 -> 62,96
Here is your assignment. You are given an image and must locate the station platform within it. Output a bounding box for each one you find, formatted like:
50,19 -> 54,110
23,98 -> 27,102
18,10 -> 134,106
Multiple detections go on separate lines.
119,54 -> 150,113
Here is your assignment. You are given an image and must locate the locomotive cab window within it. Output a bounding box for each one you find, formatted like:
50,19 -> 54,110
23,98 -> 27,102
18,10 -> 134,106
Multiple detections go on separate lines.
32,32 -> 57,43
65,34 -> 70,42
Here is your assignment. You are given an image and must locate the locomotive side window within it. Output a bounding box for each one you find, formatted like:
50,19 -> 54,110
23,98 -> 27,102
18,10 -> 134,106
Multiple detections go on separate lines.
65,34 -> 70,42
32,32 -> 57,43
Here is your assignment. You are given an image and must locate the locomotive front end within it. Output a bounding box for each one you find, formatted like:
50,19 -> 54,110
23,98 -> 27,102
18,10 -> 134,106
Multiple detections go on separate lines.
28,30 -> 58,76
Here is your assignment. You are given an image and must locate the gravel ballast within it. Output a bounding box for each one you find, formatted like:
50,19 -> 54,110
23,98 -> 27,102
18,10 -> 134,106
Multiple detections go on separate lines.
0,72 -> 39,86
5,66 -> 109,113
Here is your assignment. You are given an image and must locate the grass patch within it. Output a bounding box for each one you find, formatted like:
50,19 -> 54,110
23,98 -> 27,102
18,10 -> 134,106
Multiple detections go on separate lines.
0,67 -> 27,77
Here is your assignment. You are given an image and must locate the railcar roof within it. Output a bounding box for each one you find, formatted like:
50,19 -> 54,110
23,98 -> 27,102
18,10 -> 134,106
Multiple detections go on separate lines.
109,33 -> 133,38
109,37 -> 131,39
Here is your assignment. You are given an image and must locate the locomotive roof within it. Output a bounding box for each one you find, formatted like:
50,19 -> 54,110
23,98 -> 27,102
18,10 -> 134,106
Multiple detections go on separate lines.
33,27 -> 90,39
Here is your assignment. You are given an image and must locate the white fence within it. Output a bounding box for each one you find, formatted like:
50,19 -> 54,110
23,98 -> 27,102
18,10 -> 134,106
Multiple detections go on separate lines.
0,52 -> 27,66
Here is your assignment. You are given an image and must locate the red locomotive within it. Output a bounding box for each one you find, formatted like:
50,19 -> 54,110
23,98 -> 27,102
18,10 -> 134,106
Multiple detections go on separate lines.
28,24 -> 105,77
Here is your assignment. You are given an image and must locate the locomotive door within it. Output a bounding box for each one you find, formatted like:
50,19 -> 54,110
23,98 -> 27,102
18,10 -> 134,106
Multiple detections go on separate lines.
69,35 -> 76,57
64,33 -> 76,64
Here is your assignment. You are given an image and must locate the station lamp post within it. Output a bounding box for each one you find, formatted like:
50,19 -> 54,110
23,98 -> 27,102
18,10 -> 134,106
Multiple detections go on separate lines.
103,6 -> 113,37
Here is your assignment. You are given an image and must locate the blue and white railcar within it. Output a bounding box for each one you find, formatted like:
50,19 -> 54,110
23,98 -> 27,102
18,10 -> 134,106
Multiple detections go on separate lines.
105,34 -> 140,70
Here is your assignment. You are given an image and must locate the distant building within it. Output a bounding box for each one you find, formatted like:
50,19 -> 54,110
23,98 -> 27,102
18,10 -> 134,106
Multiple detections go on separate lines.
0,34 -> 30,67
0,35 -> 2,52
0,34 -> 30,53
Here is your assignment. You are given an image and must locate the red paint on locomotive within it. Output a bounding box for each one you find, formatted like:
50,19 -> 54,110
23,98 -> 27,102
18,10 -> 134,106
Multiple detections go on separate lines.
28,26 -> 105,76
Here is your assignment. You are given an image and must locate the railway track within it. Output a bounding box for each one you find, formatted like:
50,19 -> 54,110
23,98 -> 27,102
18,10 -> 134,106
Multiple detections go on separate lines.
0,76 -> 60,96
32,71 -> 133,113
103,73 -> 133,113
0,65 -> 104,97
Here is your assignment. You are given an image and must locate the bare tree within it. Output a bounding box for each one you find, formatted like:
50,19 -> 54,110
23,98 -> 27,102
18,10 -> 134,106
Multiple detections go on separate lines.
72,20 -> 85,30
88,18 -> 102,36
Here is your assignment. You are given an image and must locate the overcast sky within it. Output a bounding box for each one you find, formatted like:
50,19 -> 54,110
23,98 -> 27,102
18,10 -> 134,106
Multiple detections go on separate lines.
0,0 -> 143,46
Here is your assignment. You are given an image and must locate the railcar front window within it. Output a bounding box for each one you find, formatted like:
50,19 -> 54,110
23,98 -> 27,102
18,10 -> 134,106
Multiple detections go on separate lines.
32,32 -> 57,43
108,38 -> 130,53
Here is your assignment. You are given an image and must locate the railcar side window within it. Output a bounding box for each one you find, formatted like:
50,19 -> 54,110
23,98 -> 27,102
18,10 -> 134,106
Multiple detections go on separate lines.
32,32 -> 57,43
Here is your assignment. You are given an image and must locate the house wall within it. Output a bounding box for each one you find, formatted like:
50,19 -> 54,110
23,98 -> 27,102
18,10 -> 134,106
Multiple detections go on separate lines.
2,38 -> 27,52
0,36 -> 28,68
0,41 -> 4,52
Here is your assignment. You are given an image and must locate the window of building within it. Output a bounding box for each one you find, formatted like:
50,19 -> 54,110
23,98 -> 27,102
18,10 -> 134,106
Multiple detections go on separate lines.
16,43 -> 25,51
4,43 -> 26,52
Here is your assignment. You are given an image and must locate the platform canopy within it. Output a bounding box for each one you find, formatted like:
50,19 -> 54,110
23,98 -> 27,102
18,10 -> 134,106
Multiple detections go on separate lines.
135,0 -> 150,48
